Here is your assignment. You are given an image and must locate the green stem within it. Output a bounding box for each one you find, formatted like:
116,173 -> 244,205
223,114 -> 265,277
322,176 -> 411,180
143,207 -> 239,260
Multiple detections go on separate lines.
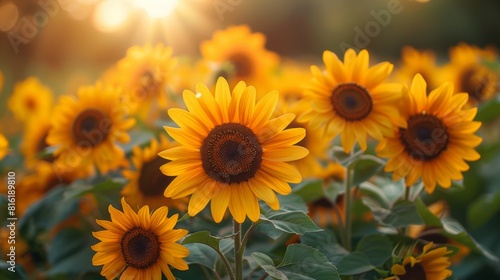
216,249 -> 235,280
402,186 -> 411,236
234,220 -> 243,280
343,167 -> 353,251
241,221 -> 261,250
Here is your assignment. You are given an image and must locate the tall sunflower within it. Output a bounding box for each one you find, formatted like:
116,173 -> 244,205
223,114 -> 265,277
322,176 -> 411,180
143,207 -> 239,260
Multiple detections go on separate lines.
376,74 -> 482,193
104,44 -> 175,121
47,83 -> 135,174
395,46 -> 441,89
299,49 -> 404,153
8,77 -> 53,124
386,242 -> 453,280
442,43 -> 498,104
159,77 -> 308,223
200,25 -> 279,91
92,198 -> 189,280
122,135 -> 187,211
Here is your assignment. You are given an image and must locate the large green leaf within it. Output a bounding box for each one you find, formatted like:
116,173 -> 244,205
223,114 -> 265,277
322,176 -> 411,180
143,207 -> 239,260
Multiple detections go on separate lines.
251,252 -> 287,280
331,146 -> 363,167
292,179 -> 323,203
183,243 -> 219,270
336,252 -> 374,276
64,178 -> 125,199
182,230 -> 220,251
467,192 -> 500,229
355,234 -> 392,266
476,97 -> 500,122
362,198 -> 423,227
349,155 -> 385,186
300,230 -> 349,264
259,211 -> 322,240
277,244 -> 339,280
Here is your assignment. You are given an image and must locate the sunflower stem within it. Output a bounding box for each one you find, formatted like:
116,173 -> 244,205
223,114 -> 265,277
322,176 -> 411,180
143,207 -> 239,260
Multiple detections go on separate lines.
234,220 -> 243,280
402,186 -> 411,236
343,166 -> 353,251
216,249 -> 235,280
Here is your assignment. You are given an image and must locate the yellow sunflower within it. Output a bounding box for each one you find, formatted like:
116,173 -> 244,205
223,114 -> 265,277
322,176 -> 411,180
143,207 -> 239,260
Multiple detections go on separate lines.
47,83 -> 135,174
386,242 -> 453,280
200,25 -> 279,91
376,74 -> 482,193
122,135 -> 187,211
159,77 -> 308,223
0,133 -> 8,160
20,117 -> 55,168
299,49 -> 404,153
92,198 -> 189,280
271,60 -> 312,104
442,43 -> 498,104
105,44 -> 176,120
395,46 -> 441,89
8,76 -> 53,123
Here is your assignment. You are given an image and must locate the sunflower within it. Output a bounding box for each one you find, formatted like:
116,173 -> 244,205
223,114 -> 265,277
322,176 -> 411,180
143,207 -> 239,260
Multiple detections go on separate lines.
442,43 -> 498,104
271,60 -> 312,104
159,77 -> 308,223
395,46 -> 441,89
386,242 -> 453,280
200,25 -> 279,91
47,83 -> 135,174
20,117 -> 55,168
376,74 -> 482,193
105,44 -> 176,121
91,198 -> 189,280
122,135 -> 187,211
299,49 -> 404,153
0,133 -> 8,160
8,76 -> 53,123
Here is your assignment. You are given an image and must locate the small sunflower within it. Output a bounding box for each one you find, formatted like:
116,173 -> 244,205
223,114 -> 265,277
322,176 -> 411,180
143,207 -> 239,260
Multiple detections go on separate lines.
20,117 -> 55,168
386,242 -> 453,280
395,46 -> 441,89
8,77 -> 53,123
376,74 -> 482,193
47,83 -> 135,174
299,49 -> 404,153
442,43 -> 498,104
92,198 -> 189,280
106,44 -> 175,120
0,133 -> 8,160
272,60 -> 312,104
200,25 -> 279,91
122,135 -> 187,211
160,77 -> 308,223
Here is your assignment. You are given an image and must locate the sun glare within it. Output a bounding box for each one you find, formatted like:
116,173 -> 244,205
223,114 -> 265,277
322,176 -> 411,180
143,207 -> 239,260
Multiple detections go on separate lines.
132,0 -> 180,18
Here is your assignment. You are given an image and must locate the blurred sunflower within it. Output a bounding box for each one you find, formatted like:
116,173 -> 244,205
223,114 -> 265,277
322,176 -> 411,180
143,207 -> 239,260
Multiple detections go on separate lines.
20,117 -> 55,168
376,74 -> 482,193
122,135 -> 187,211
0,71 -> 3,93
299,49 -> 404,153
442,43 -> 498,104
92,198 -> 189,280
386,242 -> 452,280
272,60 -> 311,104
0,133 -> 8,160
395,46 -> 441,89
47,83 -> 135,174
160,77 -> 308,223
200,25 -> 279,91
8,77 -> 53,123
106,44 -> 175,121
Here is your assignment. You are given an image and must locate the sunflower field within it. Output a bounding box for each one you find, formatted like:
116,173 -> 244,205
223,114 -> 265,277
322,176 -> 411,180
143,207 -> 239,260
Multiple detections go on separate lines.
1,1 -> 500,280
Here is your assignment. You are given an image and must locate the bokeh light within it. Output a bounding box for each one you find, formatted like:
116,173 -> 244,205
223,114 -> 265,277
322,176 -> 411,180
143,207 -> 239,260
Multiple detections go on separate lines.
131,0 -> 180,18
92,0 -> 131,32
0,2 -> 19,32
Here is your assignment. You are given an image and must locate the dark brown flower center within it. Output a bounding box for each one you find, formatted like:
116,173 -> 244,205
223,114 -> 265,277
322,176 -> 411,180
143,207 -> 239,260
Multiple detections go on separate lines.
138,156 -> 175,197
330,83 -> 373,121
311,197 -> 334,208
460,66 -> 496,102
400,113 -> 448,161
399,263 -> 426,280
200,123 -> 262,184
121,227 -> 160,269
72,109 -> 110,147
229,53 -> 253,78
25,97 -> 36,111
140,69 -> 160,93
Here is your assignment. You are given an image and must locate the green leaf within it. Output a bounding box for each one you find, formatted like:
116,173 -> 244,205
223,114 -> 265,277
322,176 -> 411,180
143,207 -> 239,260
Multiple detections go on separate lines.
182,231 -> 220,251
262,194 -> 309,214
300,230 -> 349,264
48,228 -> 87,265
467,192 -> 500,229
251,252 -> 288,280
476,97 -> 500,123
359,182 -> 391,208
414,198 -> 442,227
362,198 -> 423,227
183,243 -> 219,270
355,235 -> 392,266
331,146 -> 363,167
349,155 -> 385,186
47,232 -> 99,276
277,244 -> 339,280
259,211 -> 323,239
64,178 -> 125,199
0,262 -> 28,280
292,179 -> 323,203
336,252 -> 374,276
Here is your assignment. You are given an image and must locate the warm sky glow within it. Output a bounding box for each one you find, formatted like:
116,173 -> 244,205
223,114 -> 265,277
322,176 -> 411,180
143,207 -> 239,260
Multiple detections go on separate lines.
92,0 -> 131,32
131,0 -> 181,18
